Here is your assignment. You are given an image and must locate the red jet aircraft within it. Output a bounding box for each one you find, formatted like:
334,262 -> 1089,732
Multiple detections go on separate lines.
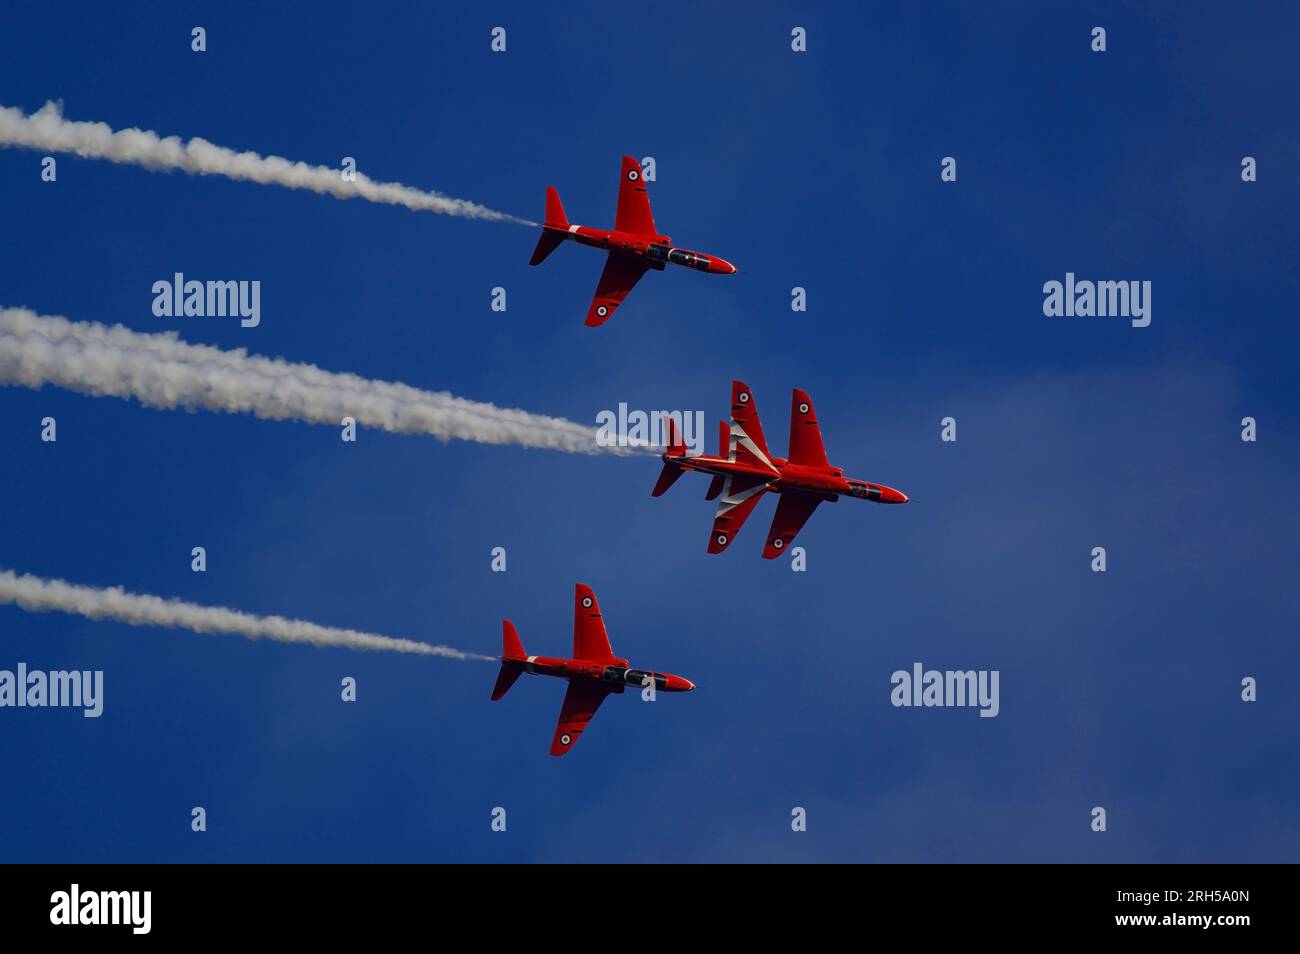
491,583 -> 695,756
653,380 -> 910,557
528,155 -> 737,326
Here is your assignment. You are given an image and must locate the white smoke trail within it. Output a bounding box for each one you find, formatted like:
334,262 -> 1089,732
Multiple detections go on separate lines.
0,307 -> 643,454
0,569 -> 493,660
0,101 -> 534,225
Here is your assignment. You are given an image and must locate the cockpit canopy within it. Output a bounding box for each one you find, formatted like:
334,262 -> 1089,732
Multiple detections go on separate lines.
669,248 -> 711,270
648,243 -> 712,271
603,666 -> 666,689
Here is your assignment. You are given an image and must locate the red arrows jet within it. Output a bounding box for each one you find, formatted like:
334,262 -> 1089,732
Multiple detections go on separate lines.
653,381 -> 910,557
491,583 -> 695,756
528,155 -> 737,326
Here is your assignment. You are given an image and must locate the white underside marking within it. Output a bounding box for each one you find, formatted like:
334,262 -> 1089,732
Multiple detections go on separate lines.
715,475 -> 772,515
730,423 -> 779,473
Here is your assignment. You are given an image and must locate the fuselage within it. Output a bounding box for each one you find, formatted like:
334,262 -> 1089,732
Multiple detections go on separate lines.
551,223 -> 737,275
665,451 -> 909,504
516,654 -> 695,693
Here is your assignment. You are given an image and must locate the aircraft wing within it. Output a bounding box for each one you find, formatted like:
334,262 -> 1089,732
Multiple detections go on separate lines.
573,583 -> 617,661
762,489 -> 823,559
729,381 -> 779,473
707,473 -> 774,553
550,680 -> 611,756
787,388 -> 831,469
585,252 -> 651,326
614,154 -> 657,236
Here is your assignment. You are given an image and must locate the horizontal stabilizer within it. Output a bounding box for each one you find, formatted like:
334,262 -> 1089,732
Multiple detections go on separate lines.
491,662 -> 524,701
652,462 -> 684,497
529,229 -> 565,266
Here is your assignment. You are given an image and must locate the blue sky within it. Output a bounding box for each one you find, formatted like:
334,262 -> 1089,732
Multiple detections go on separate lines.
1,2 -> 1297,862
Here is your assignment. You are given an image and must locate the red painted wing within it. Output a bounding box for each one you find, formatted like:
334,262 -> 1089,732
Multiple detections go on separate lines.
729,380 -> 778,473
787,388 -> 831,469
614,154 -> 657,236
550,680 -> 611,756
573,583 -> 616,661
762,489 -> 823,559
585,252 -> 651,326
707,473 -> 773,554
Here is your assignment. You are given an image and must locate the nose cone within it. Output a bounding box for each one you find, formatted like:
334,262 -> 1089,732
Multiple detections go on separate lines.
879,485 -> 909,504
664,674 -> 696,692
711,257 -> 737,275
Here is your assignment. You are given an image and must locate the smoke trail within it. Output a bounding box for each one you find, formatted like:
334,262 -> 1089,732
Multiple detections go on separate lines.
0,307 -> 646,455
0,569 -> 493,660
0,101 -> 534,225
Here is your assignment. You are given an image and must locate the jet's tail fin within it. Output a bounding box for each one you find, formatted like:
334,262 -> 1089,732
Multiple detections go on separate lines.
491,620 -> 527,701
502,620 -> 526,660
651,416 -> 687,497
544,185 -> 569,229
528,186 -> 570,266
664,415 -> 687,457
